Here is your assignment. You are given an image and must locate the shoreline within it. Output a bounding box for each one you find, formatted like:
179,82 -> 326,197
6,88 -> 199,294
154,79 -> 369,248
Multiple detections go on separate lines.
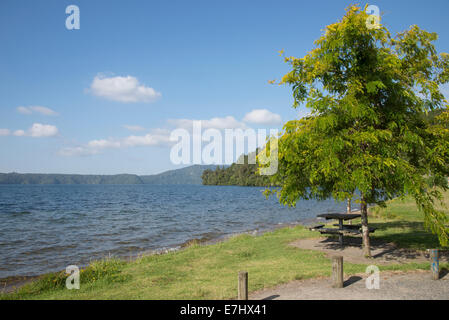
0,216 -> 326,293
0,210 -> 362,294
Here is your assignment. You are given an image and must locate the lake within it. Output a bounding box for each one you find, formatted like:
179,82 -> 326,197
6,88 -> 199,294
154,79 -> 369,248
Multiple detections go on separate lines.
0,184 -> 347,278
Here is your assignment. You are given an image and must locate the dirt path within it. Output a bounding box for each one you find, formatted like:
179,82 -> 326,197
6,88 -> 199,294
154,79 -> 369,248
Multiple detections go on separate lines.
250,270 -> 449,300
250,237 -> 449,300
289,237 -> 449,265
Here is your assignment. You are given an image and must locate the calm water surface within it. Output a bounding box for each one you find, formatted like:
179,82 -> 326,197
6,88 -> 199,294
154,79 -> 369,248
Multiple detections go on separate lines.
0,184 -> 347,278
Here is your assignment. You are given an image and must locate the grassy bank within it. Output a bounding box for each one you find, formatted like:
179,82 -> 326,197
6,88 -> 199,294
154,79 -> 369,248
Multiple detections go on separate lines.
2,192 -> 449,300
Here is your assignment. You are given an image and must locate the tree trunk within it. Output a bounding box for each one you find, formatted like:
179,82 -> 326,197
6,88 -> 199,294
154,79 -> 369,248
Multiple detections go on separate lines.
347,199 -> 352,225
360,195 -> 371,257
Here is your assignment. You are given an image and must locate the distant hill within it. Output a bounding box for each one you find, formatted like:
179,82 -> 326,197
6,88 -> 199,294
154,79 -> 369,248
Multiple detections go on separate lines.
0,165 -> 217,185
140,165 -> 217,185
0,173 -> 143,185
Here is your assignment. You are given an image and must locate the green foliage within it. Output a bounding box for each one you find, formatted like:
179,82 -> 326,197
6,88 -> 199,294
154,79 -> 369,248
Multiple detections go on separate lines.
265,5 -> 449,246
202,152 -> 271,186
141,165 -> 217,185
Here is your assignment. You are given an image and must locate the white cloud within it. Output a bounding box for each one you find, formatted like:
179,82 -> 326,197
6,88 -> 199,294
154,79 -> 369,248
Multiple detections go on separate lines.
13,130 -> 26,136
150,128 -> 172,135
87,139 -> 121,149
243,109 -> 282,125
169,116 -> 247,130
17,106 -> 58,116
59,129 -> 173,157
58,110 -> 279,158
59,138 -> 123,156
28,123 -> 59,137
89,75 -> 161,103
17,106 -> 32,115
4,124 -> 59,138
123,132 -> 172,147
122,125 -> 146,131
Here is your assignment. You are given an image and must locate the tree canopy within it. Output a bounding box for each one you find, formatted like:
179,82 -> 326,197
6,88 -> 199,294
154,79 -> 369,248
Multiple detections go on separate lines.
261,5 -> 449,254
202,152 -> 271,186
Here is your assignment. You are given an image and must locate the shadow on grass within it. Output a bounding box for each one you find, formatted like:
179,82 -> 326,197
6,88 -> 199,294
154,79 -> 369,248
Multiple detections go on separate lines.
315,220 -> 449,262
371,221 -> 442,250
318,236 -> 430,261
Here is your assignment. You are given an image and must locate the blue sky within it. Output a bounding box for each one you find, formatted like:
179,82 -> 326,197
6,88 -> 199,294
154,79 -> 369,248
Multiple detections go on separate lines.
1,0 -> 448,175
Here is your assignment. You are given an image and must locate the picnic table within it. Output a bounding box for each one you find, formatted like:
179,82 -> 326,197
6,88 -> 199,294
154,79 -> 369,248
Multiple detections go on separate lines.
309,213 -> 376,247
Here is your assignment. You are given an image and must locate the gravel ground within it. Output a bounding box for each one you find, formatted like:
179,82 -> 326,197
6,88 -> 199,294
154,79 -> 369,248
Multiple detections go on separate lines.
250,270 -> 449,300
251,237 -> 449,300
290,237 -> 449,265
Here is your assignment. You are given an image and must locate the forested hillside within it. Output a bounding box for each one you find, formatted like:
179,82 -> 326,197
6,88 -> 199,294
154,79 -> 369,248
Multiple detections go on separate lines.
140,165 -> 217,185
201,153 -> 271,186
0,165 -> 215,185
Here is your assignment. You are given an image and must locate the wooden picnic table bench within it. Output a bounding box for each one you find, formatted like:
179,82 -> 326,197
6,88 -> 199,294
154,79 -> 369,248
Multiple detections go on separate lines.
309,212 -> 375,247
332,223 -> 378,232
317,228 -> 360,235
308,224 -> 325,231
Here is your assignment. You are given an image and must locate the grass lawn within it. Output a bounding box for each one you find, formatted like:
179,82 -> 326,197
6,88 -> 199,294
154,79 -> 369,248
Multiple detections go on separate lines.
2,191 -> 448,300
369,190 -> 449,250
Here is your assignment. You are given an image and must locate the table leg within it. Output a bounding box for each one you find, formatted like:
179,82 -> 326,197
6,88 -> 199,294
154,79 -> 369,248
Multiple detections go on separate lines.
338,219 -> 343,247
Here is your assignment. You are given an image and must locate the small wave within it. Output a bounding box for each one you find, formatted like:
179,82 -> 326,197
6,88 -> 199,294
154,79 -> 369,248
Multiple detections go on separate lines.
19,244 -> 77,256
8,211 -> 32,215
0,184 -> 347,279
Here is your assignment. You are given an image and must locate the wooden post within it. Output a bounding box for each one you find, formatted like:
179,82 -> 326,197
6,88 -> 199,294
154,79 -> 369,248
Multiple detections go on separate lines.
238,271 -> 248,300
430,249 -> 439,280
332,256 -> 344,288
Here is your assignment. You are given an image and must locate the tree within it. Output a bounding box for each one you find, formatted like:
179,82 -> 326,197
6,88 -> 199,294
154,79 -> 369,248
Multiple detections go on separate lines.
201,152 -> 271,186
262,5 -> 449,257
